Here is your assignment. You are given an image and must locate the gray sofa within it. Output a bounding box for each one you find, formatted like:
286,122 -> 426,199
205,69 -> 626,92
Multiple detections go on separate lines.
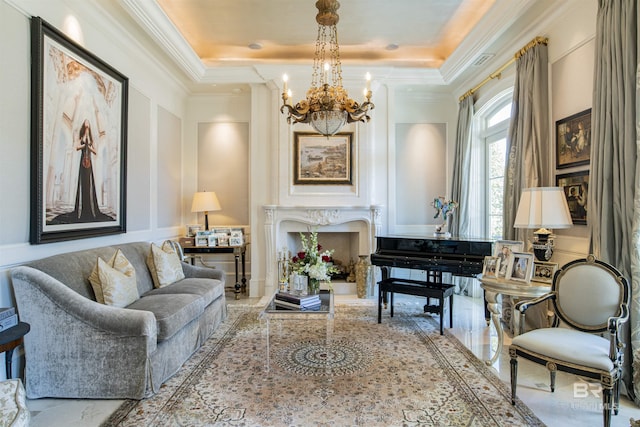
10,241 -> 227,400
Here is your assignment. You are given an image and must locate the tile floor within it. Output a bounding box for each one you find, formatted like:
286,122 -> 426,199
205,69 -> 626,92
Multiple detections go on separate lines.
26,285 -> 640,426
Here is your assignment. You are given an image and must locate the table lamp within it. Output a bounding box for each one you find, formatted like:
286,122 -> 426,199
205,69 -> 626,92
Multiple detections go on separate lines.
191,191 -> 221,231
513,187 -> 573,261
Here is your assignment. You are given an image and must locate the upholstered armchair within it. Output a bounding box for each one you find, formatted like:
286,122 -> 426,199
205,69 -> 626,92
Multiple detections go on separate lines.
509,255 -> 629,427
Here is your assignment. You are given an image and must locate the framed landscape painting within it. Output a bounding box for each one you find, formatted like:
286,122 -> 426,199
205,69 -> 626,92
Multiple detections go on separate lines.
293,132 -> 353,185
556,109 -> 591,169
556,170 -> 589,225
30,17 -> 128,243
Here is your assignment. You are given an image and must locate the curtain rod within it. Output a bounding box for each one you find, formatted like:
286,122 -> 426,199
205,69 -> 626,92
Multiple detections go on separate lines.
459,36 -> 549,102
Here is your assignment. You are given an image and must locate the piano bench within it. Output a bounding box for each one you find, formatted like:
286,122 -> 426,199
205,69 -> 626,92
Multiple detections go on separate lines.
377,278 -> 455,335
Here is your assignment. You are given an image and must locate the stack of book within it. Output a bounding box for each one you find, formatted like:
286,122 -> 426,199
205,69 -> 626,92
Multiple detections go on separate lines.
0,307 -> 18,332
274,292 -> 321,311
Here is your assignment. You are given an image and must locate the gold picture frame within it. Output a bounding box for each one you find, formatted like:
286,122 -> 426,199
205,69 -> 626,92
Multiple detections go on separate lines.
293,132 -> 353,185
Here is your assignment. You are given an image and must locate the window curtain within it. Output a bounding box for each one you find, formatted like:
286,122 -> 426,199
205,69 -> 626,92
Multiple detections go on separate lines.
589,0 -> 638,403
450,95 -> 474,236
501,40 -> 551,332
502,40 -> 551,241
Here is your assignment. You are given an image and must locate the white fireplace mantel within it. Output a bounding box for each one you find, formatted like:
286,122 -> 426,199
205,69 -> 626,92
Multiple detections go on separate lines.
263,205 -> 382,294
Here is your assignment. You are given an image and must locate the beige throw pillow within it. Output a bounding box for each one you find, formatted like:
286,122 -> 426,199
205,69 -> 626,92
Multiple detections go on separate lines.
147,241 -> 185,288
88,249 -> 139,307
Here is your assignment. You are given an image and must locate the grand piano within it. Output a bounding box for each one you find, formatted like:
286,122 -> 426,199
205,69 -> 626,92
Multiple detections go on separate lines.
371,235 -> 493,327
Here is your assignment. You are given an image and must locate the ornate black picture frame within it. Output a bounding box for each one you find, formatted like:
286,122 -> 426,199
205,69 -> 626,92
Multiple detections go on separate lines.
293,132 -> 353,185
556,170 -> 589,225
30,17 -> 128,243
556,108 -> 591,169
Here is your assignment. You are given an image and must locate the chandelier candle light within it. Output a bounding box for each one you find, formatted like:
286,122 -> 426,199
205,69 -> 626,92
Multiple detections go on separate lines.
280,0 -> 374,137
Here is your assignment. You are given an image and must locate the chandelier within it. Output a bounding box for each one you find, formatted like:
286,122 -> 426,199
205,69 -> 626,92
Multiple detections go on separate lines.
280,0 -> 374,137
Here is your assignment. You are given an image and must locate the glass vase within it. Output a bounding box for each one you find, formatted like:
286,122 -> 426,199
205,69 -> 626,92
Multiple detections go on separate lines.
308,278 -> 321,295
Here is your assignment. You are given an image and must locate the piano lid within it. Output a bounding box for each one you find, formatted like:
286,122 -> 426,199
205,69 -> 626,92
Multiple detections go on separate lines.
374,235 -> 493,256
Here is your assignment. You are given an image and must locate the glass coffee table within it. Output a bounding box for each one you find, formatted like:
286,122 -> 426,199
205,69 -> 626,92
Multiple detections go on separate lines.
259,289 -> 334,372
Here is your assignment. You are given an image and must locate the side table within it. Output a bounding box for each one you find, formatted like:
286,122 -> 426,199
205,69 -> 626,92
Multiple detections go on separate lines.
0,322 -> 30,379
182,243 -> 248,299
479,276 -> 550,366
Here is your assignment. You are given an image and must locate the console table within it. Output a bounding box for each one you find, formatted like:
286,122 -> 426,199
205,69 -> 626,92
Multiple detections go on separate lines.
479,276 -> 551,366
182,243 -> 248,299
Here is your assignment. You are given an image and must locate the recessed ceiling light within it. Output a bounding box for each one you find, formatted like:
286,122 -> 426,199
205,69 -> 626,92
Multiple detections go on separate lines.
386,43 -> 399,51
248,42 -> 263,50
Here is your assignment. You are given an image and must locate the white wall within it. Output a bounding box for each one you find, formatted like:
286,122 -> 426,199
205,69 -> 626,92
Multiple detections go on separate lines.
0,0 -> 189,378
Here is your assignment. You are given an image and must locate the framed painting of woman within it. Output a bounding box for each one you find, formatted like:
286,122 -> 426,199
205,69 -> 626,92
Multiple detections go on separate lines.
30,17 -> 128,243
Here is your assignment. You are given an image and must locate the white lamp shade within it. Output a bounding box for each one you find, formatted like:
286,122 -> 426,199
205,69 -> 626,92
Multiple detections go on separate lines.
191,191 -> 221,213
513,187 -> 573,229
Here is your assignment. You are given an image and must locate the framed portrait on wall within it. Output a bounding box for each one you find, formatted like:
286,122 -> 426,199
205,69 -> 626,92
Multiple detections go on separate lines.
556,170 -> 589,225
293,132 -> 353,185
556,108 -> 591,169
30,17 -> 128,243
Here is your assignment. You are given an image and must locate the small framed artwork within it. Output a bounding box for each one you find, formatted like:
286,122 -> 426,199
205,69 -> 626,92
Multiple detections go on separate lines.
556,108 -> 591,169
293,132 -> 353,185
556,170 -> 589,225
30,17 -> 128,244
229,236 -> 243,246
207,235 -> 218,247
494,240 -> 524,278
195,231 -> 210,247
506,252 -> 535,282
532,261 -> 558,284
482,256 -> 501,279
186,224 -> 203,237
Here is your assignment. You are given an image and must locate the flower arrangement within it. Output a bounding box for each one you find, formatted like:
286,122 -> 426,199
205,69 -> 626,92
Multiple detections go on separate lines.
290,230 -> 339,289
432,197 -> 458,236
432,196 -> 458,220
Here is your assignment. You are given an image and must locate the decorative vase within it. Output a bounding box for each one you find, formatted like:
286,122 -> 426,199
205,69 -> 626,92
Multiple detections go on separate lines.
308,278 -> 321,295
355,255 -> 370,299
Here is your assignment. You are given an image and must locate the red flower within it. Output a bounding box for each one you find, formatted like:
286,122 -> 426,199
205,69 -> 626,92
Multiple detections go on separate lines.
322,255 -> 331,262
317,244 -> 322,251
292,256 -> 299,263
297,251 -> 306,259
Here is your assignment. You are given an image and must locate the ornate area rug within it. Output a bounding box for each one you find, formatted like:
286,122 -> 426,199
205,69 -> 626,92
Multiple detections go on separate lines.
102,303 -> 544,426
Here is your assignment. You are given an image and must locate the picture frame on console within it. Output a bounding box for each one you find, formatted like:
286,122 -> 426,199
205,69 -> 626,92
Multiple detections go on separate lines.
30,17 -> 128,244
532,261 -> 558,284
493,240 -> 524,279
506,252 -> 534,282
293,132 -> 353,185
482,256 -> 501,278
556,108 -> 591,169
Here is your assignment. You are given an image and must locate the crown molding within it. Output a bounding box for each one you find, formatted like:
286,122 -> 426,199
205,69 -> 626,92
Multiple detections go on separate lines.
118,0 -> 205,81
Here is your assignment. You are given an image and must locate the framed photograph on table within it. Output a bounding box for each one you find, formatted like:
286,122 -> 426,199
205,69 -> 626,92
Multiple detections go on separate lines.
293,132 -> 353,185
532,261 -> 558,284
506,252 -> 534,282
30,17 -> 128,244
482,256 -> 501,279
556,108 -> 591,169
493,240 -> 524,278
556,170 -> 589,225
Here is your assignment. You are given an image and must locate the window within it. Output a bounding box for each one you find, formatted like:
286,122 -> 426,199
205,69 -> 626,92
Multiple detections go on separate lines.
472,90 -> 512,240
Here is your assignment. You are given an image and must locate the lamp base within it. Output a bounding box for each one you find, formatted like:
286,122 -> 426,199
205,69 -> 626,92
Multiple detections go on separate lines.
532,244 -> 552,261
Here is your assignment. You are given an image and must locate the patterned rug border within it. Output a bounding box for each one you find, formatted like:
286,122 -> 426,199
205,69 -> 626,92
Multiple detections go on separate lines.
102,303 -> 544,427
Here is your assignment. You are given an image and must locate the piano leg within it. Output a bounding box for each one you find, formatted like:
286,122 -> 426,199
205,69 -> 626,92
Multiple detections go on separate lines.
381,266 -> 390,309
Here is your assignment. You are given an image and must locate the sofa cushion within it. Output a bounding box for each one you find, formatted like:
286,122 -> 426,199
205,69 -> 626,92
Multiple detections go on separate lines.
0,379 -> 29,427
143,278 -> 224,307
126,293 -> 204,341
146,242 -> 185,288
88,249 -> 139,306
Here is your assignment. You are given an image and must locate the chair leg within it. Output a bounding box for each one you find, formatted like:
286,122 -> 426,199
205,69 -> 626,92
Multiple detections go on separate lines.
549,369 -> 556,392
603,386 -> 613,427
510,355 -> 518,405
